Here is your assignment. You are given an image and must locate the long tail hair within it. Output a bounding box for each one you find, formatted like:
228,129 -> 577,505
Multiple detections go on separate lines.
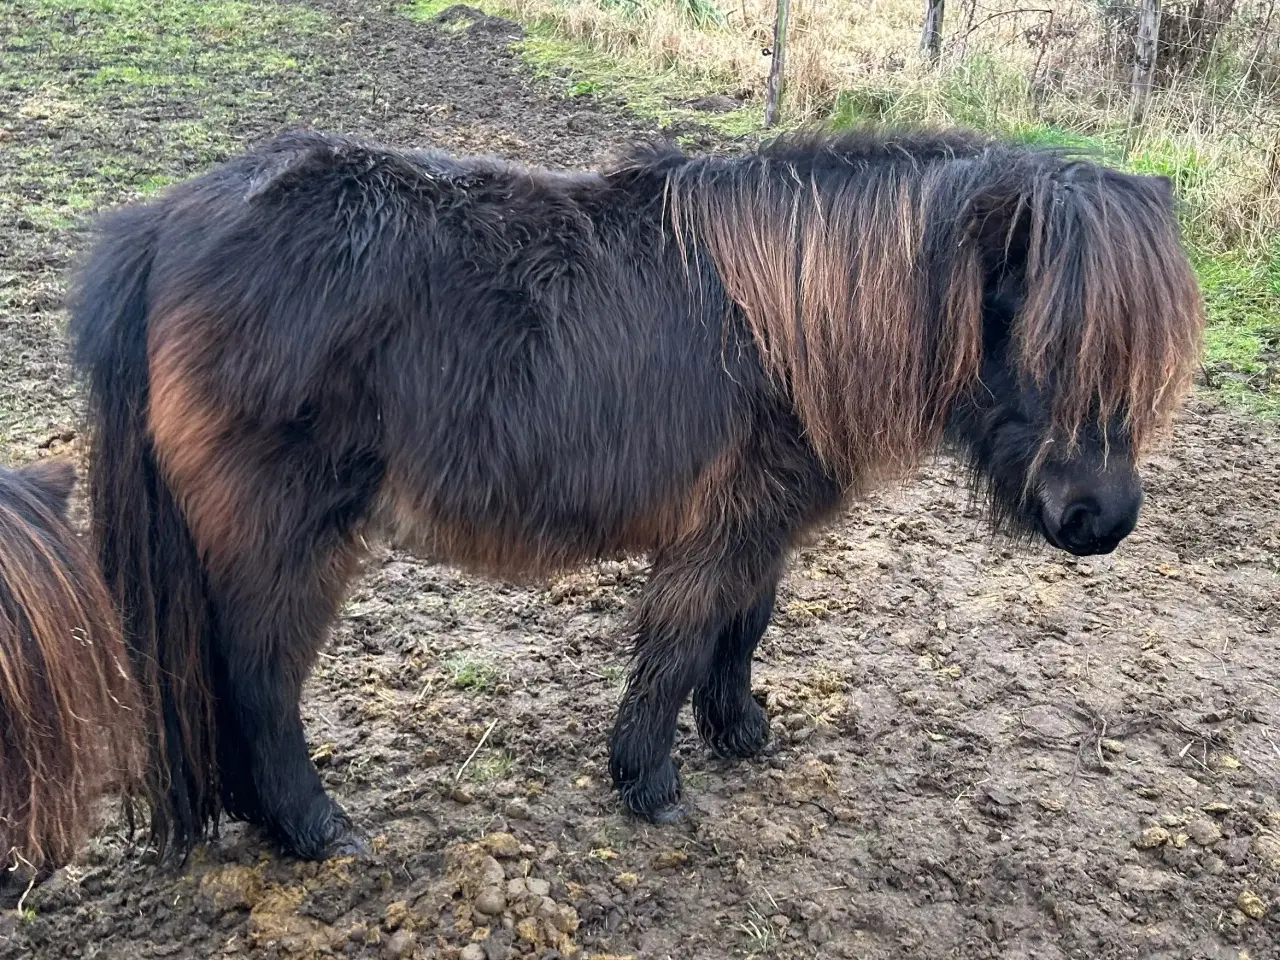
69,206 -> 221,858
0,461 -> 140,877
663,130 -> 1204,486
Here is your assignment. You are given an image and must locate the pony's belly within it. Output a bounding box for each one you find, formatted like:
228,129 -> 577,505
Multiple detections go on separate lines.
369,479 -> 642,582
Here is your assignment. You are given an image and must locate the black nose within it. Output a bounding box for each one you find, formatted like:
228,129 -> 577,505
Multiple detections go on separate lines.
1050,495 -> 1140,555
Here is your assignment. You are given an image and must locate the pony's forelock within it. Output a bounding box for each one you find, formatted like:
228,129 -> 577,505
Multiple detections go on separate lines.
1015,165 -> 1204,454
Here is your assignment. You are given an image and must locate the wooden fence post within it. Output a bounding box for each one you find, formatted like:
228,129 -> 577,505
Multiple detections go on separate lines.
921,0 -> 945,64
764,0 -> 791,128
1131,0 -> 1161,124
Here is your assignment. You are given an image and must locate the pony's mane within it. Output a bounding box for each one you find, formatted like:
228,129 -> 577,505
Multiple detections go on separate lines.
649,130 -> 1204,487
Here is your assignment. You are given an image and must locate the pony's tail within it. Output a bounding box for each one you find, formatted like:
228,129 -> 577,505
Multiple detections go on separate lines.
0,461 -> 142,889
69,205 -> 221,860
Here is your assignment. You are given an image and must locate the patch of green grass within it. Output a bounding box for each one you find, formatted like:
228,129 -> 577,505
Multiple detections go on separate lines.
447,655 -> 502,692
137,173 -> 179,195
403,0 -> 467,17
7,0 -> 327,91
464,748 -> 514,783
0,0 -> 336,458
1194,249 -> 1280,416
1002,124 -> 1113,157
518,31 -> 760,136
828,86 -> 913,128
938,55 -> 1039,131
90,66 -> 206,89
0,0 -> 331,219
735,905 -> 779,954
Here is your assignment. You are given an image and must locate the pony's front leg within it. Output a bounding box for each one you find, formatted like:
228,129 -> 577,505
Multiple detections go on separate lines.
608,612 -> 717,822
607,421 -> 839,822
608,550 -> 783,822
693,584 -> 776,759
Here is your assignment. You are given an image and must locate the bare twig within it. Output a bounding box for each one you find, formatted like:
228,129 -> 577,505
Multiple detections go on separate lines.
7,850 -> 37,917
456,718 -> 499,783
953,7 -> 1052,45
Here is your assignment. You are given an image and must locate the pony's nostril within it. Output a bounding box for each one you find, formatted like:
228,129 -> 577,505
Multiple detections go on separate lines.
1058,501 -> 1096,546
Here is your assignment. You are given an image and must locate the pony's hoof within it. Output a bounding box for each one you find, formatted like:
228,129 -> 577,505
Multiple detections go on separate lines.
616,758 -> 683,823
695,694 -> 771,760
322,825 -> 370,859
279,796 -> 367,861
644,802 -> 691,825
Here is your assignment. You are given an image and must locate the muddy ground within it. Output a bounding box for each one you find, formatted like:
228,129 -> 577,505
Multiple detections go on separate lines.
1,1 -> 1278,958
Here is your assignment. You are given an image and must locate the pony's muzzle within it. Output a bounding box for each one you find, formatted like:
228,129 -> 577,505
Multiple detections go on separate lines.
1037,466 -> 1144,556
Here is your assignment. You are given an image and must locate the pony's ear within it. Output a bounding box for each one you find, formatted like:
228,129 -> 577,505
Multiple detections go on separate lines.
1146,173 -> 1175,206
19,459 -> 76,520
1143,173 -> 1179,217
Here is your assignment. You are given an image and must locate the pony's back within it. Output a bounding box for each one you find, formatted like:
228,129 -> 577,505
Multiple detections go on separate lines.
0,461 -> 139,887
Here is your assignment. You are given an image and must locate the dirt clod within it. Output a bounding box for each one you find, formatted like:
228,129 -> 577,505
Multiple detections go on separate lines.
1251,833 -> 1280,872
1237,890 -> 1267,920
649,850 -> 688,870
384,928 -> 416,958
249,885 -> 329,954
482,833 -> 522,859
475,887 -> 507,917
505,799 -> 531,820
197,864 -> 264,914
612,873 -> 639,893
1136,826 -> 1172,849
1188,819 -> 1224,846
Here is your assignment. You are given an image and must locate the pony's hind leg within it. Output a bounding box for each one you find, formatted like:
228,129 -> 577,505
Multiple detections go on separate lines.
152,404 -> 380,859
692,584 -> 776,759
210,530 -> 367,860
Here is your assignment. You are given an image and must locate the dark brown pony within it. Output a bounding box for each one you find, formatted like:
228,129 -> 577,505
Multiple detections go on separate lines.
0,460 -> 140,889
64,128 -> 1203,862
